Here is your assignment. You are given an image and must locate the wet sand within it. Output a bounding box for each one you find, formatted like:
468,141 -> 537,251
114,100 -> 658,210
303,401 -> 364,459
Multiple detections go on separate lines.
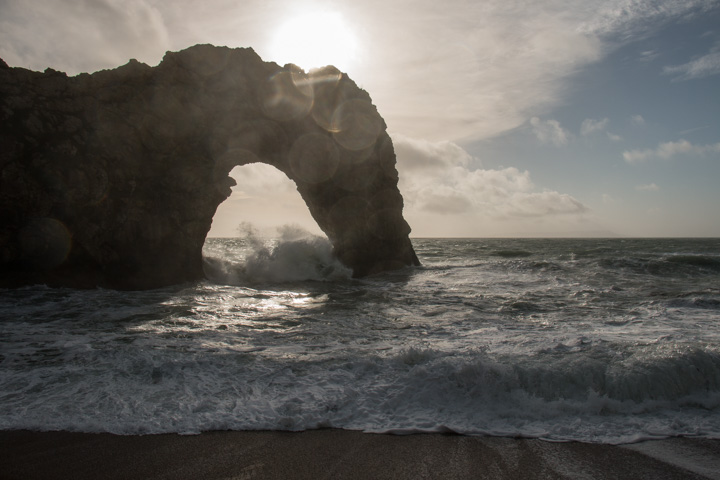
2,429 -> 719,479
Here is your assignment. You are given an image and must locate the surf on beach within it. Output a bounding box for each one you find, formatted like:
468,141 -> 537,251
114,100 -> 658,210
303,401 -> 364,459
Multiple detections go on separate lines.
2,236 -> 719,444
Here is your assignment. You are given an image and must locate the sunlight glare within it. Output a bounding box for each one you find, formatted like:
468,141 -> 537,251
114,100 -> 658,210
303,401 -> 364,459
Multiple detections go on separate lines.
269,12 -> 359,72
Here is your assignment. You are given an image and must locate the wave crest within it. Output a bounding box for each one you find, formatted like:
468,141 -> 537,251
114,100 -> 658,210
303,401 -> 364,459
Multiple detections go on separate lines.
203,224 -> 352,285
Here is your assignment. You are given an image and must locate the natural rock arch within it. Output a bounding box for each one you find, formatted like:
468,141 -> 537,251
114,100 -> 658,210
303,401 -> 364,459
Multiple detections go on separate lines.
0,44 -> 419,289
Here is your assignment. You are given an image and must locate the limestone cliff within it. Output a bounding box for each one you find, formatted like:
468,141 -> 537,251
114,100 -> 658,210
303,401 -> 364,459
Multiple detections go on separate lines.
0,44 -> 419,289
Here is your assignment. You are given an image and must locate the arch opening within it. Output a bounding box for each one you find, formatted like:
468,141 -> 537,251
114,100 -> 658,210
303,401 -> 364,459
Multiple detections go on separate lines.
207,163 -> 322,238
203,163 -> 351,285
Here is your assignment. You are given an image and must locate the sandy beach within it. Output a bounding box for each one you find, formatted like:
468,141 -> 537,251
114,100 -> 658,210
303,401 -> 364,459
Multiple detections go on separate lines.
1,430 -> 719,479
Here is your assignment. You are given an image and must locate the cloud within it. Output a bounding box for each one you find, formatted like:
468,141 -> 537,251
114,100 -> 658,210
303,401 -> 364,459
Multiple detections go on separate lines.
209,162 -> 322,236
580,118 -> 621,141
663,50 -> 720,81
601,194 -> 617,204
638,49 -> 660,63
394,135 -> 588,220
623,139 -> 720,163
357,1 -> 605,141
419,192 -> 474,214
630,114 -> 646,126
229,163 -> 297,195
635,183 -> 660,191
581,118 -> 609,136
679,124 -> 714,136
0,0 -> 170,73
530,117 -> 570,146
1,0 -> 713,142
391,134 -> 472,171
578,0 -> 718,38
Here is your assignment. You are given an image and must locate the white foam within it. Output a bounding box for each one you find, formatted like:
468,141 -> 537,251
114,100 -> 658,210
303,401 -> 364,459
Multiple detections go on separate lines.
203,224 -> 352,284
2,324 -> 720,442
2,238 -> 720,442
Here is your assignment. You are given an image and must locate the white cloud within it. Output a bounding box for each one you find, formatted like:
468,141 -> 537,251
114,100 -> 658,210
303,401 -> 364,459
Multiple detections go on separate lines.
0,0 -> 170,73
1,0 -> 713,142
635,183 -> 660,191
229,163 -> 297,194
638,49 -> 659,63
419,191 -> 474,214
679,124 -> 713,135
623,139 -> 720,163
394,135 -> 588,221
630,114 -> 646,126
602,194 -> 617,204
391,134 -> 472,171
663,51 -> 720,81
530,117 -> 570,146
209,163 -> 321,236
581,118 -> 609,136
578,0 -> 718,37
579,118 -> 621,141
623,149 -> 653,164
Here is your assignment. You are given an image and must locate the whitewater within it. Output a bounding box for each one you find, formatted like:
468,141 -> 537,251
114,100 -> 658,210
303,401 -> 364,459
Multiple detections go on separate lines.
1,231 -> 719,444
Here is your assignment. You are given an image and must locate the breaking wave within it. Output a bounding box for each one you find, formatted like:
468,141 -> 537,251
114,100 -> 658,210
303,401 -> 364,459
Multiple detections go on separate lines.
203,224 -> 352,285
1,339 -> 719,443
3,237 -> 719,443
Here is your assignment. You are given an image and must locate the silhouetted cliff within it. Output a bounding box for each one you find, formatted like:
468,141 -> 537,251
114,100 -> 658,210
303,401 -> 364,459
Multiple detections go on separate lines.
0,45 -> 419,289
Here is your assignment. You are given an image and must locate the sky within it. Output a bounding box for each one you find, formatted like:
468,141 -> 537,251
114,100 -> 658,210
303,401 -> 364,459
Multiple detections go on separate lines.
2,0 -> 719,237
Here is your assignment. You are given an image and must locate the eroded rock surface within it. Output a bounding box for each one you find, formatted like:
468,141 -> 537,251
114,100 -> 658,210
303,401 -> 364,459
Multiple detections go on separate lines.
0,44 -> 419,289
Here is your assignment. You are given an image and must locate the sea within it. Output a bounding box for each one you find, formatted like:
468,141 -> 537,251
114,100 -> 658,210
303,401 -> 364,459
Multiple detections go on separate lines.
1,232 -> 719,444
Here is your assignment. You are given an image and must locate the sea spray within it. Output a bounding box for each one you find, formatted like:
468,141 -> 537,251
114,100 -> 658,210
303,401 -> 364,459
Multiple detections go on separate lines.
202,223 -> 352,285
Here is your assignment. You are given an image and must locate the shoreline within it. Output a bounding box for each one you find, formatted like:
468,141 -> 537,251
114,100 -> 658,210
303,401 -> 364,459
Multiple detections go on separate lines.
2,429 -> 719,479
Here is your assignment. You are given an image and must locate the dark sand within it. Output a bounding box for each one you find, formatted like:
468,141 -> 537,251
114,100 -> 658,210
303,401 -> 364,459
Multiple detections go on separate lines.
2,430 -> 719,479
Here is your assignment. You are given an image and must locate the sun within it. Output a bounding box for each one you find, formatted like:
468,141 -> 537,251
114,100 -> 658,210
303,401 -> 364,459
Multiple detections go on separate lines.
269,12 -> 359,72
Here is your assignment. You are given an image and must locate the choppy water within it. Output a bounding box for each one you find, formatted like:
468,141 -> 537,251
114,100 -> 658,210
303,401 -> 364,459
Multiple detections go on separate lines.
1,233 -> 719,443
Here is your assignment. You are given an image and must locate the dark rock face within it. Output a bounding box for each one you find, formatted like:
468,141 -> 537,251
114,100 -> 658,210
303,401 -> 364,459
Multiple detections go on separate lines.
0,45 -> 419,289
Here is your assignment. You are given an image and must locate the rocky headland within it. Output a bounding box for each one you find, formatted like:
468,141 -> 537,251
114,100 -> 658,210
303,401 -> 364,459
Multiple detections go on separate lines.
0,44 -> 419,289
